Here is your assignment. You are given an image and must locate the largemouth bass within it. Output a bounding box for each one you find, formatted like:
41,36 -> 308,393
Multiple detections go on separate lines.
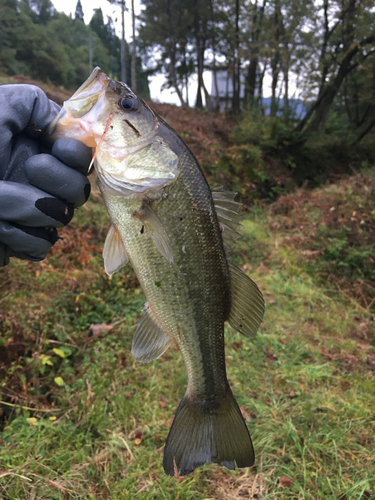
48,68 -> 265,476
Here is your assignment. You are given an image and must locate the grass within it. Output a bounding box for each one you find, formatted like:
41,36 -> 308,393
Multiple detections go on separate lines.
1,178 -> 375,499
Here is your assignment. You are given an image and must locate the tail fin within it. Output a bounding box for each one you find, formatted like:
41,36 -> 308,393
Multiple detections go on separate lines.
163,389 -> 254,476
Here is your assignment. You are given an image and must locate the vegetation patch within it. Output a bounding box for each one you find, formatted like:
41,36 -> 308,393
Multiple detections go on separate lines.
1,167 -> 375,499
270,168 -> 375,312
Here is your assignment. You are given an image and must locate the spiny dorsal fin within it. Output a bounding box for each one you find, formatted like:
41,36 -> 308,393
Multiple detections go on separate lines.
227,261 -> 265,337
212,187 -> 242,249
132,303 -> 173,363
133,203 -> 174,264
103,223 -> 129,277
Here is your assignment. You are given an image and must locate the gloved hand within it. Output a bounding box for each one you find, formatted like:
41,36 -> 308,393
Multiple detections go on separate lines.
0,84 -> 92,266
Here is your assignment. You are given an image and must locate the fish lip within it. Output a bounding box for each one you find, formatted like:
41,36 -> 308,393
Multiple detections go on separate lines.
71,66 -> 109,99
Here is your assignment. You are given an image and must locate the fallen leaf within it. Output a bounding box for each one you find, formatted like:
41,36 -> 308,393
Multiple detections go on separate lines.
88,323 -> 114,338
232,342 -> 241,351
362,492 -> 372,499
159,401 -> 167,408
279,475 -> 294,487
54,376 -> 65,387
53,348 -> 66,358
41,355 -> 53,366
358,434 -> 368,445
265,350 -> 277,361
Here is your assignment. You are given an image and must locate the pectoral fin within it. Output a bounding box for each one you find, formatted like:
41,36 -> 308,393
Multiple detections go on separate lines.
103,224 -> 129,276
132,304 -> 172,363
228,261 -> 265,337
134,204 -> 174,264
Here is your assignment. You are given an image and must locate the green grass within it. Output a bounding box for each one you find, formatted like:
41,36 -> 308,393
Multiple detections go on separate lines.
1,183 -> 375,499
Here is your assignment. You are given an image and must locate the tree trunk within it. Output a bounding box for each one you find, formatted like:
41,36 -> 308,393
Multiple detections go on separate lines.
203,80 -> 212,110
283,56 -> 289,120
194,0 -> 205,109
232,0 -> 240,114
166,0 -> 186,108
258,59 -> 267,108
247,57 -> 258,102
299,35 -> 375,135
225,67 -> 230,111
318,0 -> 330,96
131,0 -> 137,92
270,0 -> 283,117
170,46 -> 187,108
209,0 -> 220,111
245,0 -> 266,106
356,110 -> 375,143
195,37 -> 204,108
185,72 -> 189,107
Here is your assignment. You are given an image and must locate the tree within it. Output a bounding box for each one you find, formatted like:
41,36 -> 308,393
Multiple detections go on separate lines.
29,0 -> 55,24
74,0 -> 84,21
138,0 -> 192,107
296,0 -> 375,136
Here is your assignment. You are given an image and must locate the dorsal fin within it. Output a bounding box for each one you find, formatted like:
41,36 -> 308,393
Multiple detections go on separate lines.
227,261 -> 265,337
212,187 -> 242,249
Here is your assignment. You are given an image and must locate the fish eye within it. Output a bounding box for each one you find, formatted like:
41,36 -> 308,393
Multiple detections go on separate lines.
120,97 -> 138,111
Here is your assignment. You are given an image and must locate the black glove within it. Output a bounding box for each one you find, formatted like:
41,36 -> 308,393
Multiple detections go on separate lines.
0,84 -> 92,266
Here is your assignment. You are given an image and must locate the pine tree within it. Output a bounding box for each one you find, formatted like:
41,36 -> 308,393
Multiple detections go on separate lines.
74,0 -> 84,21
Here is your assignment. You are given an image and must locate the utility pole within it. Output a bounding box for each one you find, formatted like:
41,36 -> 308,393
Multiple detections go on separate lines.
121,0 -> 127,83
131,0 -> 137,91
88,37 -> 94,70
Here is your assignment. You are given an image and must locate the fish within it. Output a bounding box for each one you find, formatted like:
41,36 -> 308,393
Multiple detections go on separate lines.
47,67 -> 265,476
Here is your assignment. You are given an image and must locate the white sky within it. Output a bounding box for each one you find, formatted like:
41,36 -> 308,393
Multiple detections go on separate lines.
51,0 -> 279,106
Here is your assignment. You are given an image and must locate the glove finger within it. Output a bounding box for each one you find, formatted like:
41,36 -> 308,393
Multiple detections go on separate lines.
0,242 -> 11,266
52,138 -> 93,175
0,221 -> 58,261
26,154 -> 91,207
0,181 -> 73,228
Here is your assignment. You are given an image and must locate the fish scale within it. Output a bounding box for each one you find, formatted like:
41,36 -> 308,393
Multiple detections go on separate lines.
102,153 -> 230,400
48,67 -> 265,476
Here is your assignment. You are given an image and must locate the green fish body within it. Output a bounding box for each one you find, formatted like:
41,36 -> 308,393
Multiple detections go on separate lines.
49,68 -> 265,476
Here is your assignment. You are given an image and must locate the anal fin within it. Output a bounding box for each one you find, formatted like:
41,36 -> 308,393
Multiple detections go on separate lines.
228,261 -> 265,337
103,224 -> 129,277
132,303 -> 172,363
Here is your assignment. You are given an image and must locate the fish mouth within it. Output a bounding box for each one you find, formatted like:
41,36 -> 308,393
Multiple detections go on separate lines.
47,67 -> 110,137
